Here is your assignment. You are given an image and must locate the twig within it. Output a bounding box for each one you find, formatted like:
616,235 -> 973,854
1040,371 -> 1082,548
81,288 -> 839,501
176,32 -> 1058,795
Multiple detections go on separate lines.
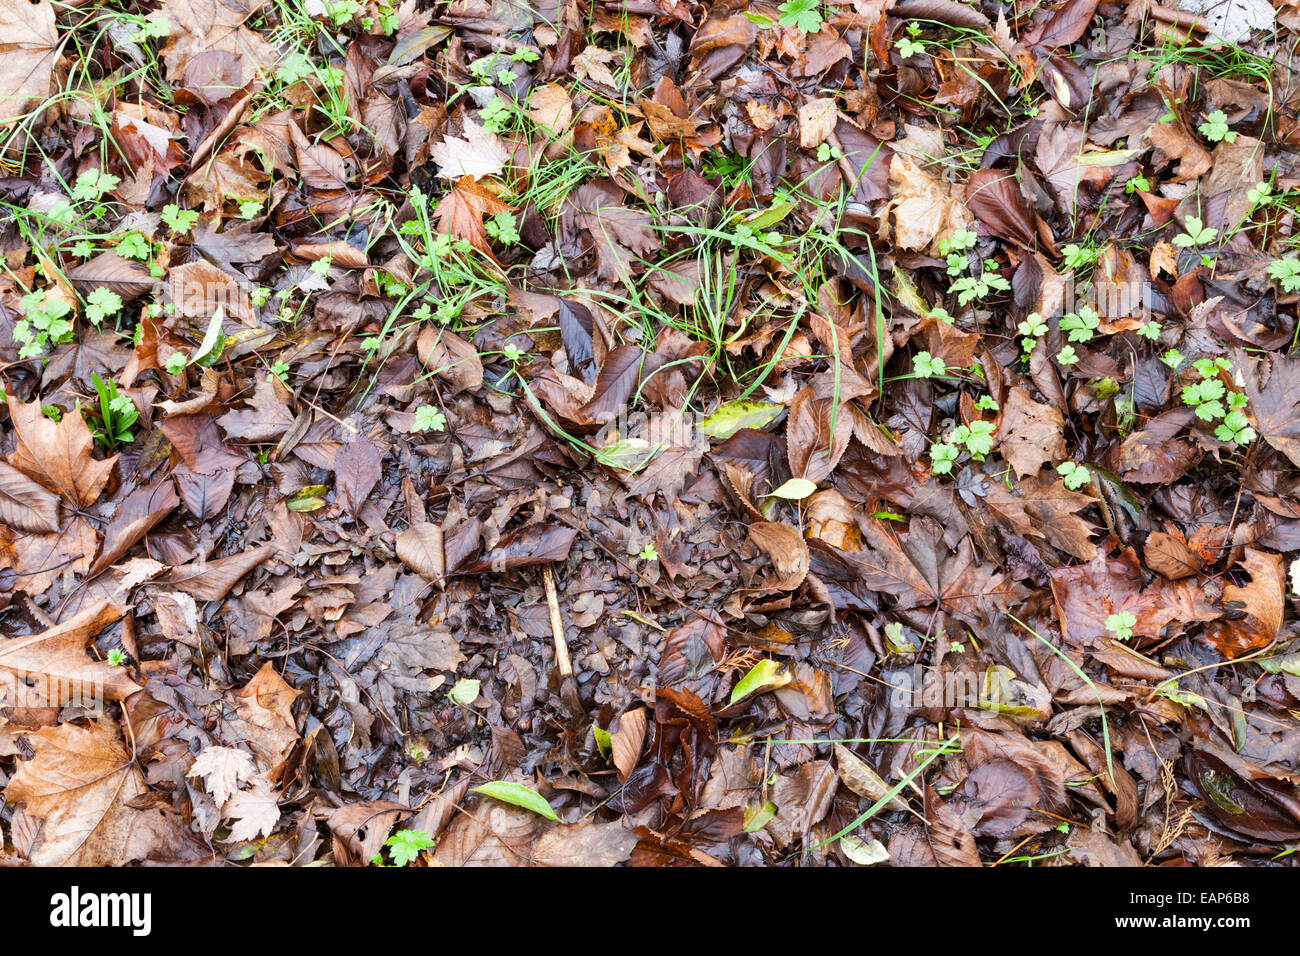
543,565 -> 572,678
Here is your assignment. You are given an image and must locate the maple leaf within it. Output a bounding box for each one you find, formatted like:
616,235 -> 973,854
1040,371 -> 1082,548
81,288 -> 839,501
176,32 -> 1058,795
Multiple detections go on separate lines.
982,472 -> 1098,561
838,517 -> 1023,626
219,663 -> 301,779
0,600 -> 139,701
6,392 -> 117,508
223,779 -> 281,841
1049,548 -> 1218,648
430,116 -> 510,180
2,720 -> 145,865
435,176 -> 512,256
189,745 -> 258,805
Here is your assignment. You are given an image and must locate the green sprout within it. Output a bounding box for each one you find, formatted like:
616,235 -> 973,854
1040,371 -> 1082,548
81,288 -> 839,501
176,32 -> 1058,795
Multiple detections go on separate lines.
1173,216 -> 1217,249
410,404 -> 447,433
1056,461 -> 1091,490
1104,610 -> 1136,642
374,829 -> 434,867
778,0 -> 823,34
912,351 -> 946,378
1197,110 -> 1235,144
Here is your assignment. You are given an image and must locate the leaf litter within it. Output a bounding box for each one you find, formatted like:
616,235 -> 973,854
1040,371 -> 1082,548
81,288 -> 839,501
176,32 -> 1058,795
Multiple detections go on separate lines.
0,0 -> 1298,869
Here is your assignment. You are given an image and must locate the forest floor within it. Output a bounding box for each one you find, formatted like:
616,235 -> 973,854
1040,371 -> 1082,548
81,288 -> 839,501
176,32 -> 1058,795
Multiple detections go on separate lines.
1,0 -> 1299,867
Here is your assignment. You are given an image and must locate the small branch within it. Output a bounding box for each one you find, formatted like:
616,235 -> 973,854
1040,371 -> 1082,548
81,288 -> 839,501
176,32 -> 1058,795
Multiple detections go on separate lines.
543,565 -> 572,678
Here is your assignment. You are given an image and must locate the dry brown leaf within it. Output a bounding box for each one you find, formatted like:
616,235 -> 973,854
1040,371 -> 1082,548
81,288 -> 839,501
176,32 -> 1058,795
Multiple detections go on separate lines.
430,115 -> 510,179
217,374 -> 294,442
834,743 -> 911,813
749,520 -> 811,591
435,176 -> 512,256
1204,549 -> 1285,658
0,601 -> 139,701
220,662 -> 301,780
798,98 -> 838,149
0,460 -> 60,533
1144,530 -> 1204,580
3,720 -> 145,865
6,393 -> 117,508
997,387 -> 1066,479
533,821 -> 638,866
611,707 -> 647,780
785,386 -> 852,483
884,153 -> 972,254
0,0 -> 58,125
166,543 -> 274,602
397,522 -> 445,582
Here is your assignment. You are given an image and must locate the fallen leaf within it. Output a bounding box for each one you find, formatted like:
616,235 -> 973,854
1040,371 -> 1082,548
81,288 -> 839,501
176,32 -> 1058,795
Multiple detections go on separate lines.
6,393 -> 117,508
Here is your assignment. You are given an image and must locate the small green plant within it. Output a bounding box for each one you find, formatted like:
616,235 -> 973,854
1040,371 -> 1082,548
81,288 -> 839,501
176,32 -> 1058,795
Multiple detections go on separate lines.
912,351 -> 946,378
1056,344 -> 1078,366
325,0 -> 361,28
1173,216 -> 1217,248
1059,305 -> 1099,343
1017,312 -> 1047,355
84,287 -> 122,327
778,0 -> 823,34
940,230 -> 1007,306
107,649 -> 127,666
1104,610 -> 1136,641
1137,319 -> 1162,341
161,203 -> 199,234
929,440 -> 958,476
70,168 -> 120,203
949,265 -> 1010,307
1215,395 -> 1257,445
87,373 -> 139,450
1181,357 -> 1231,419
165,352 -> 188,375
639,543 -> 659,562
896,32 -> 925,58
1178,357 -> 1255,447
930,418 -> 996,477
1181,372 -> 1226,421
410,404 -> 447,433
1162,348 -> 1184,369
1197,110 -> 1236,143
1056,461 -> 1091,490
1268,257 -> 1300,292
373,829 -> 434,867
1060,241 -> 1098,273
815,141 -> 844,162
941,229 -> 978,276
1125,173 -> 1150,195
480,95 -> 512,134
115,231 -> 151,260
14,289 -> 74,359
951,420 -> 995,458
484,212 -> 519,246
